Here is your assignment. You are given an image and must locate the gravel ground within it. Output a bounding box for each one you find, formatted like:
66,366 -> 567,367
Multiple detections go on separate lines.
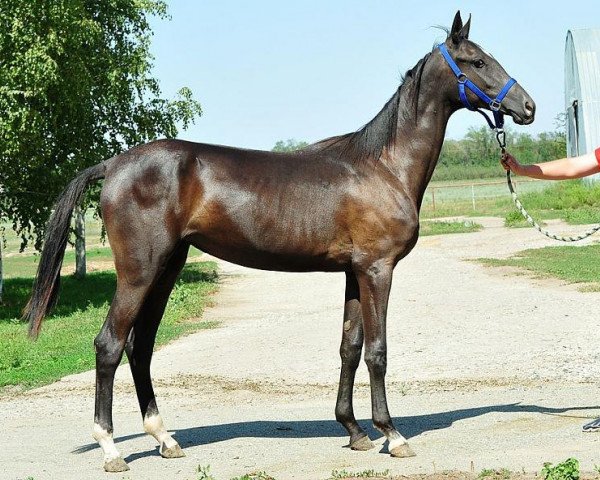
3,217 -> 600,480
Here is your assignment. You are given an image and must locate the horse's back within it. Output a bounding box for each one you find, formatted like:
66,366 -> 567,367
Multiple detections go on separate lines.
99,139 -> 359,272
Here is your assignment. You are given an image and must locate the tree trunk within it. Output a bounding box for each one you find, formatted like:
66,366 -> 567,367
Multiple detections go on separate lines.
0,237 -> 3,303
75,207 -> 86,279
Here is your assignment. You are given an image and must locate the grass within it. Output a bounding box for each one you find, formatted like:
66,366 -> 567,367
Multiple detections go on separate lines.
330,469 -> 390,479
196,465 -> 275,480
421,177 -> 552,220
479,469 -> 512,480
420,220 -> 483,236
478,243 -> 600,291
198,461 -> 594,480
2,210 -> 104,254
0,260 -> 218,390
503,180 -> 600,227
421,178 -> 600,227
3,246 -> 114,279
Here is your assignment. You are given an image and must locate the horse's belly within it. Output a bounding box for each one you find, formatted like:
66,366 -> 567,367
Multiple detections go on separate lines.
185,202 -> 351,272
191,239 -> 349,272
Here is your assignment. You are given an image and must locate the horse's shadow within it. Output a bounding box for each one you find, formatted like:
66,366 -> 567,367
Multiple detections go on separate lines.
73,402 -> 600,463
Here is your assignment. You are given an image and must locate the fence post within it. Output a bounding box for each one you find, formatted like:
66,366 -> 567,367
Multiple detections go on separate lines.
431,188 -> 436,213
471,184 -> 476,211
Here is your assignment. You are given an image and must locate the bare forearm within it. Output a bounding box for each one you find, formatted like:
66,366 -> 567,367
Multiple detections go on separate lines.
515,153 -> 600,180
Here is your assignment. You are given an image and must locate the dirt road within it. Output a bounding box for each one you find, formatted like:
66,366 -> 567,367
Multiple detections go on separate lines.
3,218 -> 600,480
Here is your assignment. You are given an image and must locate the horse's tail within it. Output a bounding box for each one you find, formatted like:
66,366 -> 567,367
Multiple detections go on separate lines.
24,161 -> 107,339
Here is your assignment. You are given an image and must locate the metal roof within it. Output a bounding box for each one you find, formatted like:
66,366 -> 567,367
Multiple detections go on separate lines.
565,29 -> 600,157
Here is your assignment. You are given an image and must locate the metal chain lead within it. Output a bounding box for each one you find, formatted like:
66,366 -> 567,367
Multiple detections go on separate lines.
498,130 -> 600,242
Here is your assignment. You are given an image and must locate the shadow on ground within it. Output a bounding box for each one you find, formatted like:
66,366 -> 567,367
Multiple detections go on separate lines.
73,402 -> 600,463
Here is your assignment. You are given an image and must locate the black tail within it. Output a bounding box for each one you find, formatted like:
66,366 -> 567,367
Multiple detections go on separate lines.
24,162 -> 106,339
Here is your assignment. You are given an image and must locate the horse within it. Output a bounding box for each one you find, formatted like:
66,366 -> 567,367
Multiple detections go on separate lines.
24,11 -> 535,473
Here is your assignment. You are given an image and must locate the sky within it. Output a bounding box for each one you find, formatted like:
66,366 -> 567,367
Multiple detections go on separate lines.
149,1 -> 599,151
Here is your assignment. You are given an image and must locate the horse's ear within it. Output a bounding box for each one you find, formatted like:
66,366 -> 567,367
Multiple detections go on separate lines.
459,14 -> 471,40
450,11 -> 463,44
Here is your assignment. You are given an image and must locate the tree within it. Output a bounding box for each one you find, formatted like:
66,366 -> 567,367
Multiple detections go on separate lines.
272,139 -> 309,152
0,233 -> 3,303
0,0 -> 202,268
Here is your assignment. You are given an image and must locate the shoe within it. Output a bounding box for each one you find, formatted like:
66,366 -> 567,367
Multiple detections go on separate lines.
582,418 -> 600,432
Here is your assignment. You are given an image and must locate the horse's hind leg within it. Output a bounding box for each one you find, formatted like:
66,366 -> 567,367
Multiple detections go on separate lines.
93,278 -> 153,472
125,243 -> 189,459
335,271 -> 375,451
92,236 -> 181,472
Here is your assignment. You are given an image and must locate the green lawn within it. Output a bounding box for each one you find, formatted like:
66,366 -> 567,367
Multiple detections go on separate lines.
421,178 -> 600,228
3,246 -> 114,279
0,260 -> 218,390
504,180 -> 600,227
421,177 -> 553,220
420,220 -> 483,236
478,243 -> 600,291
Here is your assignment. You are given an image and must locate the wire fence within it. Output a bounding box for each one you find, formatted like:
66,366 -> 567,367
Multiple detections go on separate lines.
421,178 -> 553,216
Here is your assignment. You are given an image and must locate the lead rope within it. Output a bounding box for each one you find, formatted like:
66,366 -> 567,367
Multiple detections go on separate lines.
499,131 -> 600,242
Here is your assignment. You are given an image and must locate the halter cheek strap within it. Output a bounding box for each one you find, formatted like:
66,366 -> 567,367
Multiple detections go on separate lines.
437,43 -> 517,131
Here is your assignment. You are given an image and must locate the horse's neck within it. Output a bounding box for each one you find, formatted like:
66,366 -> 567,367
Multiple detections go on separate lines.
384,81 -> 454,209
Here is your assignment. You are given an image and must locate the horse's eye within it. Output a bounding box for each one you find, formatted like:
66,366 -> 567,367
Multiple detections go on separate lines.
473,59 -> 485,68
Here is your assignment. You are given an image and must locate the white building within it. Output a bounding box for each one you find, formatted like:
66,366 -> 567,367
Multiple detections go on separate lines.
565,29 -> 600,158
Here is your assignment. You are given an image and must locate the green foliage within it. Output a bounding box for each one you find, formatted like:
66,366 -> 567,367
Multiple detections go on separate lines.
197,465 -> 217,480
272,138 -> 309,152
434,124 -> 566,181
0,1 -> 202,250
541,458 -> 580,480
0,261 -> 218,389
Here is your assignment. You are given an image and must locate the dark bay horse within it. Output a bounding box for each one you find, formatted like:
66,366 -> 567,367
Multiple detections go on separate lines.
25,12 -> 535,473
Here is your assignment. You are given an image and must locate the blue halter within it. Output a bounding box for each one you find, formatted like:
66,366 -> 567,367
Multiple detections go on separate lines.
437,43 -> 516,131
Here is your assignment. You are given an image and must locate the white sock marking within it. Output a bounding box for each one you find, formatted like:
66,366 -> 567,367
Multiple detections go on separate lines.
388,436 -> 408,451
144,414 -> 178,450
92,424 -> 121,462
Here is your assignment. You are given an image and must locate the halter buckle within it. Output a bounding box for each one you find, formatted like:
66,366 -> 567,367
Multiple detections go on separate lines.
489,99 -> 502,112
457,73 -> 467,84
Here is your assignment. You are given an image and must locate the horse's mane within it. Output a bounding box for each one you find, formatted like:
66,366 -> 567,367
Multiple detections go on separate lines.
313,51 -> 432,163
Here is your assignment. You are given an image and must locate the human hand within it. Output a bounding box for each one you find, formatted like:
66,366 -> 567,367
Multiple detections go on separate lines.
501,151 -> 523,175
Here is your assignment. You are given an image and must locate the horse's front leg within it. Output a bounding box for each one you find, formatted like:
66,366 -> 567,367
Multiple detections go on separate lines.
335,271 -> 375,451
355,259 -> 416,458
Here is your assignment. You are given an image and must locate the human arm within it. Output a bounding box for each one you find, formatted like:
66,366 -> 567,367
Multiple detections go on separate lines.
501,149 -> 600,180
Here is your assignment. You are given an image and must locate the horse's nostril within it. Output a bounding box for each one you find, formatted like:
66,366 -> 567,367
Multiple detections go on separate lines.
524,101 -> 535,117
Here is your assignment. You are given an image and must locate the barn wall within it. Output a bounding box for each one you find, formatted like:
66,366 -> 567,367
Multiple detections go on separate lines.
565,29 -> 600,159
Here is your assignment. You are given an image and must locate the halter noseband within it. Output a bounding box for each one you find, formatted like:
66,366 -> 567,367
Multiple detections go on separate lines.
437,43 -> 516,132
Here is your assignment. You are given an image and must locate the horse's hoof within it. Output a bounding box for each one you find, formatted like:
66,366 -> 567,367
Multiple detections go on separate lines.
350,435 -> 375,451
390,443 -> 416,458
160,443 -> 185,459
103,456 -> 130,473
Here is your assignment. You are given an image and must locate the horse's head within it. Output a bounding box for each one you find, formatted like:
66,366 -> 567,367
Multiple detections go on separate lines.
438,11 -> 535,126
